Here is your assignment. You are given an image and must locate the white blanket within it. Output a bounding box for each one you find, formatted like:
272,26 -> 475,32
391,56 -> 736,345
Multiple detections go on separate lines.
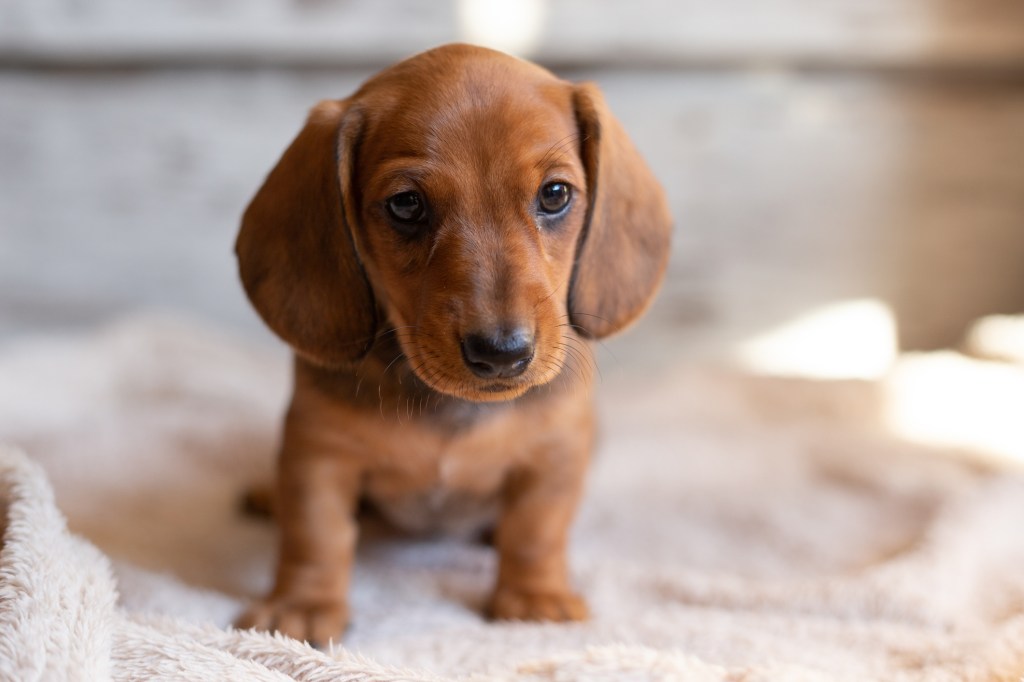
1,317 -> 1023,681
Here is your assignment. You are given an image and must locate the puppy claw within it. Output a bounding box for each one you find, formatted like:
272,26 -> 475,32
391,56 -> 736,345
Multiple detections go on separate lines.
487,587 -> 589,622
236,599 -> 349,647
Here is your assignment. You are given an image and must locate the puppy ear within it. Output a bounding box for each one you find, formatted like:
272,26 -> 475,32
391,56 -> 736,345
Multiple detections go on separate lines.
236,100 -> 376,367
570,83 -> 673,339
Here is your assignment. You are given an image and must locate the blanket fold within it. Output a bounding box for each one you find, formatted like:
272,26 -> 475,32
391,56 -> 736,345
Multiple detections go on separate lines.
0,446 -> 448,682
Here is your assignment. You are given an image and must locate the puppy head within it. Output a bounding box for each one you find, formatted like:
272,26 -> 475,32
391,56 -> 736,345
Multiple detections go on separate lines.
237,44 -> 672,401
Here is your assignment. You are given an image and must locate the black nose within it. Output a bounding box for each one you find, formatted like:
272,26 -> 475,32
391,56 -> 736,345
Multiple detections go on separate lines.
461,329 -> 535,379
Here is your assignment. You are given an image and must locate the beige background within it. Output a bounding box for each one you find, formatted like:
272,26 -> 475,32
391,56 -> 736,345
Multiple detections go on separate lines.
2,0 -> 1023,373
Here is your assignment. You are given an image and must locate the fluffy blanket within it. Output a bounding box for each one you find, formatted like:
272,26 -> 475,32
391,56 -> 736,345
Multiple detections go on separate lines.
1,316 -> 1023,681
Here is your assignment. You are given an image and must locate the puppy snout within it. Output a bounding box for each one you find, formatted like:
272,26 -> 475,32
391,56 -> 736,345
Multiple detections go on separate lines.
461,328 -> 535,379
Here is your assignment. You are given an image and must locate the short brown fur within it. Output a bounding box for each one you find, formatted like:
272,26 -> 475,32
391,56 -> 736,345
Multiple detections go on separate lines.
235,43 -> 672,644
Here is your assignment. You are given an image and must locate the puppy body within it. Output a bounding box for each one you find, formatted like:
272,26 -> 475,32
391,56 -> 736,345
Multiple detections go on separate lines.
290,338 -> 594,538
235,44 -> 670,643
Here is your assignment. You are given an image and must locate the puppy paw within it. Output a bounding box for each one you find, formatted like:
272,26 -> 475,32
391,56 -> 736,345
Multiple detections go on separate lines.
487,587 -> 589,622
235,598 -> 349,647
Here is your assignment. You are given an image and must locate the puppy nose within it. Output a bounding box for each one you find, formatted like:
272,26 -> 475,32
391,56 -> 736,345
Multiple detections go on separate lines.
461,329 -> 534,379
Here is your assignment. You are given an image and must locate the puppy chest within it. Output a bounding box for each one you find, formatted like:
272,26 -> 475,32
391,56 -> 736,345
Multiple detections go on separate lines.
364,451 -> 508,535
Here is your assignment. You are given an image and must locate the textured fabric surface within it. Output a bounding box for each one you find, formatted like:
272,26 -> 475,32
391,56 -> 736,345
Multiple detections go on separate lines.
1,316 -> 1023,681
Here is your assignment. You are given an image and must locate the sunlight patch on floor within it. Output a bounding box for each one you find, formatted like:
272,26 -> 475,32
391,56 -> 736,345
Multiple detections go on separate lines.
884,350 -> 1024,469
735,298 -> 897,380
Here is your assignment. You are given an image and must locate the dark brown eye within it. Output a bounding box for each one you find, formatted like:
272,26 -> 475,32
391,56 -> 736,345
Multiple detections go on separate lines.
538,182 -> 572,215
385,191 -> 427,224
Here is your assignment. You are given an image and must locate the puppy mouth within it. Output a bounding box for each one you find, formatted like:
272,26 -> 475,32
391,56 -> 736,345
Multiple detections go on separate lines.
407,353 -> 547,402
394,327 -> 564,402
464,378 -> 536,402
480,381 -> 518,393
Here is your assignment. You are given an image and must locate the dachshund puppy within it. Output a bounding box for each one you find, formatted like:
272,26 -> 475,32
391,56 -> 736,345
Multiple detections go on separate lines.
235,43 -> 671,644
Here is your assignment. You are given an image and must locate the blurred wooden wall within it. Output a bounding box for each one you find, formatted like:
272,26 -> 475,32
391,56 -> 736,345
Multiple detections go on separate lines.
3,1 -> 1023,69
2,0 -> 1023,367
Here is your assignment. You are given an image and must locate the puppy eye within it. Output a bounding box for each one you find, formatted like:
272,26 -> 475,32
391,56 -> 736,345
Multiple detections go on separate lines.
538,182 -> 572,215
385,191 -> 427,224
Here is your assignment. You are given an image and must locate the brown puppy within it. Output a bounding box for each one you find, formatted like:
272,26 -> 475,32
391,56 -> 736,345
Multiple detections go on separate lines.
234,43 -> 671,644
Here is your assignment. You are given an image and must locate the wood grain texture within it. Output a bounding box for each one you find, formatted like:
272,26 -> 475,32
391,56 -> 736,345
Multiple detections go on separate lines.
3,69 -> 1023,361
1,0 -> 1023,68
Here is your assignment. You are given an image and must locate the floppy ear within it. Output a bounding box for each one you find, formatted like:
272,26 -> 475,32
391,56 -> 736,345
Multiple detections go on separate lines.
235,100 -> 376,367
570,83 -> 673,339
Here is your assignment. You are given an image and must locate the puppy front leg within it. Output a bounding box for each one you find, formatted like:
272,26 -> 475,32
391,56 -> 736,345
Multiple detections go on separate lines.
487,459 -> 589,622
236,425 -> 360,646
